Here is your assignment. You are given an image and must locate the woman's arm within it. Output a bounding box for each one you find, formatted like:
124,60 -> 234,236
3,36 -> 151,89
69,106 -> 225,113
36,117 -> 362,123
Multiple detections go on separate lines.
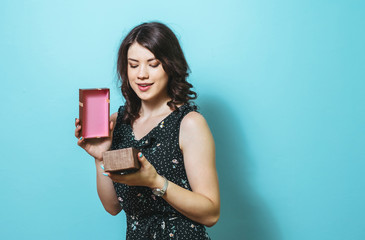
161,111 -> 220,227
95,157 -> 122,216
95,112 -> 122,216
75,112 -> 122,216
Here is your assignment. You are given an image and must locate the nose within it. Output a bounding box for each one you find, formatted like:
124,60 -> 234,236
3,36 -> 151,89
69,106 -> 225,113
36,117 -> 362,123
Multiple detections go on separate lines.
137,65 -> 149,80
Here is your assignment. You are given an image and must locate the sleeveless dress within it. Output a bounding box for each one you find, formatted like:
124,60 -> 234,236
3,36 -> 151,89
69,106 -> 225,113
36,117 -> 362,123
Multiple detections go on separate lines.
110,103 -> 211,240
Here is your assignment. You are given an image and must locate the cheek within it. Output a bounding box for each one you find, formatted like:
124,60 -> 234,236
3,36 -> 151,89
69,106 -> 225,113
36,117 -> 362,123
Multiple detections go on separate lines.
127,66 -> 140,78
152,65 -> 167,77
127,68 -> 134,78
155,70 -> 169,83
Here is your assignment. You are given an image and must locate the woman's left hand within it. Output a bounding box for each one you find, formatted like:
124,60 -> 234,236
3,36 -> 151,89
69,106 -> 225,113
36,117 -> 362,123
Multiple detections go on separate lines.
103,153 -> 161,188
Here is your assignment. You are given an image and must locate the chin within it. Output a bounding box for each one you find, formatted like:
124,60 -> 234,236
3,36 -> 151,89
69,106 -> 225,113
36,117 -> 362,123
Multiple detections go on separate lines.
136,92 -> 154,101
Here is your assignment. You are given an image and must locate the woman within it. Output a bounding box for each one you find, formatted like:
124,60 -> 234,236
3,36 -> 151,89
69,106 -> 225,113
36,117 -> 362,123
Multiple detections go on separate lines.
75,22 -> 220,239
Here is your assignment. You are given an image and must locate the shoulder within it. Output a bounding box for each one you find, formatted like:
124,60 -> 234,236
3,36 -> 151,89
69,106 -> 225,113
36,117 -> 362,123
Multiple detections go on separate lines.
179,111 -> 213,150
111,112 -> 118,122
180,111 -> 208,131
111,105 -> 126,122
110,105 -> 126,126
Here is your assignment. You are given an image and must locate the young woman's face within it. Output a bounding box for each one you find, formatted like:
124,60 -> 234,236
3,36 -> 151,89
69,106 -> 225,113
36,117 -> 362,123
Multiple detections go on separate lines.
127,42 -> 169,102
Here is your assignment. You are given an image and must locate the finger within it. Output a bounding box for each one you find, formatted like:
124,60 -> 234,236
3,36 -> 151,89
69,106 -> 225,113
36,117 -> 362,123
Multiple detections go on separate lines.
109,120 -> 114,131
109,172 -> 121,178
77,136 -> 85,147
108,172 -> 126,182
75,124 -> 82,138
75,118 -> 79,127
137,152 -> 148,166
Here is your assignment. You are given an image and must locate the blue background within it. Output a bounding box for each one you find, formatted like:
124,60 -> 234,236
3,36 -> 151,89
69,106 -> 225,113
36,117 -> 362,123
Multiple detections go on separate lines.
1,0 -> 364,239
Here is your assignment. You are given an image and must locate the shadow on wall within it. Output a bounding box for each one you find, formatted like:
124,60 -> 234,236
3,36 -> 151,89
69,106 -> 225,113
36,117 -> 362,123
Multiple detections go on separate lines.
198,95 -> 281,240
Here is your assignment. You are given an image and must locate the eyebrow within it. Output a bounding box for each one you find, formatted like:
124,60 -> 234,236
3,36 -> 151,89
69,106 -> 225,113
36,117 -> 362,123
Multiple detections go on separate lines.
128,58 -> 157,62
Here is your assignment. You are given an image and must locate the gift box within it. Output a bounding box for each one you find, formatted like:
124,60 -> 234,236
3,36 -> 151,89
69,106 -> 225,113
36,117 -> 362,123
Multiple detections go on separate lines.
103,148 -> 141,174
79,88 -> 110,139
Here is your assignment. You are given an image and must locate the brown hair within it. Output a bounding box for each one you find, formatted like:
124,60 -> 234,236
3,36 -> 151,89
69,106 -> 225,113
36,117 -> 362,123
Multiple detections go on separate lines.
117,22 -> 197,124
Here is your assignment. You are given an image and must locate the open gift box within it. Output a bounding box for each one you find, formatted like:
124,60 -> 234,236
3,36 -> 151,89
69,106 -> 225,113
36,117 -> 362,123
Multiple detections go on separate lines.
79,88 -> 110,139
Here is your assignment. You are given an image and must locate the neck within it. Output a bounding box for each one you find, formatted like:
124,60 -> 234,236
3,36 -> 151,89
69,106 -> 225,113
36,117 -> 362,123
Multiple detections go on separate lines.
139,96 -> 172,118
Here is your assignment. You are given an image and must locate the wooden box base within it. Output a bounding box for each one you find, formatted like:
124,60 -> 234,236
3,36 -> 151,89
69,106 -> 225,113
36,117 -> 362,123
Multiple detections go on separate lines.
103,148 -> 140,174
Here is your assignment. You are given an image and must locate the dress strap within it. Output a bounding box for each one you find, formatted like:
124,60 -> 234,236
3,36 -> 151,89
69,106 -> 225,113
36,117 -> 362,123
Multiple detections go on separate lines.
175,102 -> 198,122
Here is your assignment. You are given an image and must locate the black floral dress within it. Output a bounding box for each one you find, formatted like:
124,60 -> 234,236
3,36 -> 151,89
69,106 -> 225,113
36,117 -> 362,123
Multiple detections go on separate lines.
110,103 -> 211,240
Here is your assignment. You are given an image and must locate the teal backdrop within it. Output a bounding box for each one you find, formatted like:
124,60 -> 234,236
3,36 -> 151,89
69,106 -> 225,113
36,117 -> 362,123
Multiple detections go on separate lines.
1,0 -> 364,239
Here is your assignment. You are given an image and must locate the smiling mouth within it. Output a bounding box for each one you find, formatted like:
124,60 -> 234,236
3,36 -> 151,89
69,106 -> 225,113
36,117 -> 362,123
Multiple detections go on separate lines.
137,83 -> 154,91
137,83 -> 153,87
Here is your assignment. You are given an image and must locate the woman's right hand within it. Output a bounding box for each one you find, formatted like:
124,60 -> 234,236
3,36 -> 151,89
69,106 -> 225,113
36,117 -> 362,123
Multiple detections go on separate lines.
74,114 -> 117,160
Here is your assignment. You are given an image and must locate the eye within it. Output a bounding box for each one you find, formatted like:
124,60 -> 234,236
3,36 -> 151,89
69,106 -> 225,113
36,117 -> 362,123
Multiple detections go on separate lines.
129,64 -> 138,68
150,63 -> 160,68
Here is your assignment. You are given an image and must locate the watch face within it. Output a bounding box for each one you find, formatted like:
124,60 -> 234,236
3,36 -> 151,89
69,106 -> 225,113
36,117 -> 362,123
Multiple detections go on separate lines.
152,177 -> 168,197
152,189 -> 164,197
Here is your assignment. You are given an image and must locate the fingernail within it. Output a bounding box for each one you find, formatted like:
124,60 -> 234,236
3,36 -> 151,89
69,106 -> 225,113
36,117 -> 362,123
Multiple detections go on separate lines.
80,137 -> 83,140
102,173 -> 108,176
100,164 -> 104,170
138,152 -> 143,158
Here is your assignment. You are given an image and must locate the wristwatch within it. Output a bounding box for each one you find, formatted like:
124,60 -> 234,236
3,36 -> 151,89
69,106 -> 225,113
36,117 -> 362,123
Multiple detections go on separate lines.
152,176 -> 168,197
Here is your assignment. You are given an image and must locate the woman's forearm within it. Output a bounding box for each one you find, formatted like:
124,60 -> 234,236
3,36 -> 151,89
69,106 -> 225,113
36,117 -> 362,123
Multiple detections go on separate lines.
155,175 -> 220,227
95,158 -> 122,216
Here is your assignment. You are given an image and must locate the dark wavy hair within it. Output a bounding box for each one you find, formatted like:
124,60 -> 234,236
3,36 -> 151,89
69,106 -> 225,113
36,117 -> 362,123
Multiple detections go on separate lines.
117,21 -> 197,124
